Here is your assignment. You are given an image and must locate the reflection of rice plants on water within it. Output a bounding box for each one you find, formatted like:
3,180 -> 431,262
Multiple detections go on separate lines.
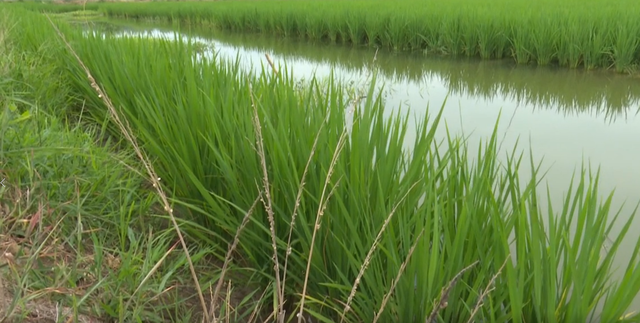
101,21 -> 640,120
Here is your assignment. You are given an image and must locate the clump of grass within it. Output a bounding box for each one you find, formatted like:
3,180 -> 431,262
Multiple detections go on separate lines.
0,91 -> 198,323
5,6 -> 640,323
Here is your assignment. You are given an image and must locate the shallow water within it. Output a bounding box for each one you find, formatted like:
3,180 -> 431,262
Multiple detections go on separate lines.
88,18 -> 640,311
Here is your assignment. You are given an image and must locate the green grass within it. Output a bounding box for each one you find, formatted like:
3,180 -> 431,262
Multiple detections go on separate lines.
0,11 -> 229,323
3,5 -> 640,323
15,0 -> 640,73
0,100 -> 198,323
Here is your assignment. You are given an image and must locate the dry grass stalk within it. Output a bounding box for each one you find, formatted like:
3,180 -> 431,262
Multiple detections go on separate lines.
265,53 -> 278,75
372,228 -> 426,323
280,120 -> 326,311
225,282 -> 231,323
346,48 -> 378,117
339,182 -> 420,323
311,50 -> 378,323
426,260 -> 479,323
466,256 -> 510,323
44,14 -> 210,322
248,83 -> 285,322
297,128 -> 349,323
209,196 -> 261,322
247,283 -> 271,323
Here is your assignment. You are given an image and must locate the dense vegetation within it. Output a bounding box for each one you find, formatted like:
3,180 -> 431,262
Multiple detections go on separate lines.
16,0 -> 640,73
2,4 -> 640,323
0,9 -> 200,322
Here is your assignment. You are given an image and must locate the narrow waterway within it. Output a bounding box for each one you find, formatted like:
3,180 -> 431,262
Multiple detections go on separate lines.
84,18 -> 640,311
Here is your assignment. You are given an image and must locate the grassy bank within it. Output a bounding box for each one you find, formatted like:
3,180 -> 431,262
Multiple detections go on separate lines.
3,6 -> 640,323
15,0 -> 640,73
0,10 -> 220,322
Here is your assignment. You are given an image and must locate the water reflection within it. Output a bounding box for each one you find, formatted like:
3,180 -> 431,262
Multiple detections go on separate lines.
84,19 -> 640,120
182,25 -> 640,120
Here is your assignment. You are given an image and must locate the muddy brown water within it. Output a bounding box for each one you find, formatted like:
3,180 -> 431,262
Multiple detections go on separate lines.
87,19 -> 640,312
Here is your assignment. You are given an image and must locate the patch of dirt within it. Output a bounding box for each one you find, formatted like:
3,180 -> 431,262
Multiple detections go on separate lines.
1,236 -> 105,323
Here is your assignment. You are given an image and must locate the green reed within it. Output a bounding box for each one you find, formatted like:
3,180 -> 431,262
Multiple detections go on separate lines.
6,6 -> 640,322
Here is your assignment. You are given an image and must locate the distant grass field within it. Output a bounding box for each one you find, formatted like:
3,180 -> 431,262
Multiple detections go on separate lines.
15,0 -> 640,73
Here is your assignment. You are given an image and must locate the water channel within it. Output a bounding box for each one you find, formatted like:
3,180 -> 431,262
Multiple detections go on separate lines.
83,18 -> 640,310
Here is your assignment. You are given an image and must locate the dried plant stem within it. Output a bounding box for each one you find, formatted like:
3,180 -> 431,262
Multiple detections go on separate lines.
265,53 -> 278,75
466,256 -> 510,323
426,260 -> 479,323
349,47 -> 378,111
372,228 -> 426,323
247,283 -> 271,323
209,196 -> 261,322
44,14 -> 210,322
248,83 -> 285,321
297,129 -> 349,323
281,121 -> 326,308
339,182 -> 420,323
225,282 -> 231,323
261,50 -> 327,321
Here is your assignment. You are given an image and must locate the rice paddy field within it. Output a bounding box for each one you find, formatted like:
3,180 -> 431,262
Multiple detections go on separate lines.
16,0 -> 640,73
2,2 -> 640,323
